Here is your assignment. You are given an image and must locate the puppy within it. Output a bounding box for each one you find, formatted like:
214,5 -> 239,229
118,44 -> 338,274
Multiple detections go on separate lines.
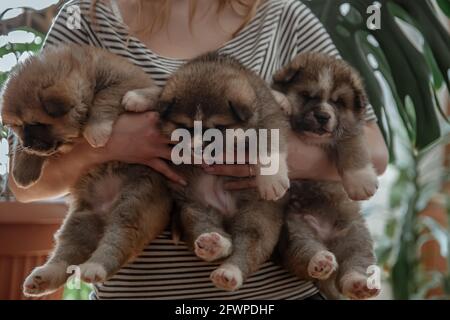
273,53 -> 380,299
1,44 -> 171,296
129,53 -> 290,291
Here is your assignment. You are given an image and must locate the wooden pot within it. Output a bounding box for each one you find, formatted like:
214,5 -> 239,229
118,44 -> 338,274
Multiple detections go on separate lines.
0,201 -> 67,300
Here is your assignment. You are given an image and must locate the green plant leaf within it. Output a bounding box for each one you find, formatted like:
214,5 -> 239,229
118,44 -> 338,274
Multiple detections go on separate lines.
403,0 -> 450,92
419,216 -> 449,257
436,0 -> 450,18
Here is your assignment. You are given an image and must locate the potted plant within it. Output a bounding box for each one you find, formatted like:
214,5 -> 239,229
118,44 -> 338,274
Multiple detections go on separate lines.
0,192 -> 67,300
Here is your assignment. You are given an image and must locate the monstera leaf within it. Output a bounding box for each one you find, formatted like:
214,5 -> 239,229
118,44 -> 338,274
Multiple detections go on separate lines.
304,0 -> 450,154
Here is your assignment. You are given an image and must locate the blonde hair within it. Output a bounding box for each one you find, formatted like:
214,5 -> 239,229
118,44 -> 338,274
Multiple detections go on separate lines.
91,0 -> 262,37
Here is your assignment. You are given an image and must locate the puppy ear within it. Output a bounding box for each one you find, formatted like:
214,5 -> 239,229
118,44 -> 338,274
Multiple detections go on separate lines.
227,77 -> 256,122
40,85 -> 73,118
354,88 -> 369,111
11,137 -> 46,188
157,99 -> 175,118
273,55 -> 307,84
228,100 -> 253,122
273,66 -> 301,84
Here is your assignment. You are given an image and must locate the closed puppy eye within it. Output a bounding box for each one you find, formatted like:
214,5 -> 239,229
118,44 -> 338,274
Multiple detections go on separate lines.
215,125 -> 227,131
26,122 -> 46,127
173,122 -> 192,131
159,99 -> 175,117
335,98 -> 345,107
300,90 -> 310,97
298,90 -> 314,101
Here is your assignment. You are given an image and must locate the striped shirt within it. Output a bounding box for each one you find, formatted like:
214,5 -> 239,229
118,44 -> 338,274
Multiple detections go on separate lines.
44,0 -> 376,300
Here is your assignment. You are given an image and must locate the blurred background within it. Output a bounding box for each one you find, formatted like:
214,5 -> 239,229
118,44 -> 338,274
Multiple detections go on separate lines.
0,0 -> 449,300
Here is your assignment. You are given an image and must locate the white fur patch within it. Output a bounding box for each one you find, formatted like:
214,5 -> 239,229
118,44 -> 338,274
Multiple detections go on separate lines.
80,262 -> 108,283
342,165 -> 379,201
195,105 -> 204,121
256,152 -> 290,201
194,232 -> 232,262
307,250 -> 338,280
210,263 -> 243,291
123,90 -> 154,112
318,68 -> 333,94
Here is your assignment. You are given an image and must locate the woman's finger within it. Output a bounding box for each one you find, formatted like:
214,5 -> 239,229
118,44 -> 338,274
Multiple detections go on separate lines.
147,159 -> 187,186
224,178 -> 257,190
202,149 -> 253,165
202,164 -> 256,177
167,137 -> 181,145
157,146 -> 174,161
143,111 -> 160,122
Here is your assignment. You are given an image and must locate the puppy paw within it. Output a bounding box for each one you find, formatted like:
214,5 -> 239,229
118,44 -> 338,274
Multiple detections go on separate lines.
256,172 -> 290,201
83,121 -> 114,148
210,264 -> 243,291
122,87 -> 160,112
307,250 -> 338,280
342,166 -> 378,201
80,262 -> 108,283
195,232 -> 232,262
340,271 -> 380,300
23,263 -> 68,297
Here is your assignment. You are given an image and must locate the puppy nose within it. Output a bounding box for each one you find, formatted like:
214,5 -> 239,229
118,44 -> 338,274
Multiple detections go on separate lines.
314,111 -> 331,125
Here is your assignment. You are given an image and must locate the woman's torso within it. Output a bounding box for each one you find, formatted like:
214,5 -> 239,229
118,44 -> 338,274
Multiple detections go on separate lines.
43,0 -> 359,299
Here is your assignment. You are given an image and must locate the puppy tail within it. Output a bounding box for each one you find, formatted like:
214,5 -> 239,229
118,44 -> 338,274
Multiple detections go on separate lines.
170,207 -> 183,245
172,227 -> 181,245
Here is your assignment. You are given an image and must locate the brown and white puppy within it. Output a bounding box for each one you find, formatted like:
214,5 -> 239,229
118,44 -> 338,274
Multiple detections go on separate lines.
1,44 -> 171,297
131,53 -> 290,291
273,53 -> 380,299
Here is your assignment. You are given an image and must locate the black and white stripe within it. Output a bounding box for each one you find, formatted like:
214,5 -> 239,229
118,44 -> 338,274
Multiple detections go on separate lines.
44,0 -> 376,300
93,232 -> 318,300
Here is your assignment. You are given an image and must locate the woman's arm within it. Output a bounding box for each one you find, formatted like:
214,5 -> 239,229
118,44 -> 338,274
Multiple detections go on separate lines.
9,112 -> 185,203
286,121 -> 388,181
9,139 -> 103,203
204,121 -> 388,190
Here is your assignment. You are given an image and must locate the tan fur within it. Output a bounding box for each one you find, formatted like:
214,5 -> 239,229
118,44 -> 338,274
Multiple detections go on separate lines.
154,53 -> 290,291
1,44 -> 171,297
273,53 -> 380,300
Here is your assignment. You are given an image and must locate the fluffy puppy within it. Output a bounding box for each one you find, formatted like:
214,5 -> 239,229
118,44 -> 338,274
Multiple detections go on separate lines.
1,44 -> 171,296
273,53 -> 380,299
130,53 -> 290,291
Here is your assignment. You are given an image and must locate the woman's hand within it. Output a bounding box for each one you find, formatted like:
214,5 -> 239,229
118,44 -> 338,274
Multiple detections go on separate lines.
103,111 -> 186,185
201,132 -> 343,190
9,111 -> 186,203
202,122 -> 388,190
202,162 -> 257,190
